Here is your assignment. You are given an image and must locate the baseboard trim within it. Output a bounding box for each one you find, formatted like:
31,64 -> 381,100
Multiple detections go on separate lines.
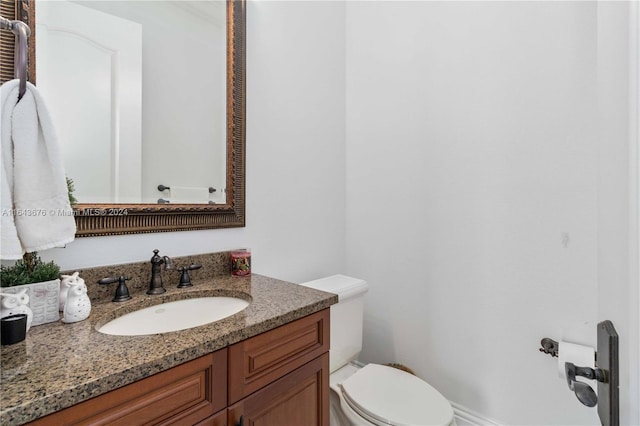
450,401 -> 502,426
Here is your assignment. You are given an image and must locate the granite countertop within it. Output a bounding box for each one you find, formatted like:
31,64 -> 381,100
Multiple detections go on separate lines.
0,274 -> 338,425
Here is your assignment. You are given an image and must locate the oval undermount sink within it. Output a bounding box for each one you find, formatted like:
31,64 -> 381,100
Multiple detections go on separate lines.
98,297 -> 249,336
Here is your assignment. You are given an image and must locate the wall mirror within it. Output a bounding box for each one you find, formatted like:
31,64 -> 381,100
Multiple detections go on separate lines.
0,0 -> 245,236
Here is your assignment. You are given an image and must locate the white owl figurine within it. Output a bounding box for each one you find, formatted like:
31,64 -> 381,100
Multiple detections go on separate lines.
62,279 -> 91,324
60,272 -> 83,311
1,289 -> 33,331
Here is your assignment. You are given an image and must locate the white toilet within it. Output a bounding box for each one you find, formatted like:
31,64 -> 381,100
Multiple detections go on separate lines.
301,275 -> 456,426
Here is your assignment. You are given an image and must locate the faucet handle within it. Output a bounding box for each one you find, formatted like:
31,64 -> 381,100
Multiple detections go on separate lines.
176,264 -> 202,288
98,276 -> 132,302
187,263 -> 202,271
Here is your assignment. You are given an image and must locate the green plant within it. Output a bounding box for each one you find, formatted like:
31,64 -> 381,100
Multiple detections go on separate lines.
66,176 -> 78,207
0,252 -> 60,287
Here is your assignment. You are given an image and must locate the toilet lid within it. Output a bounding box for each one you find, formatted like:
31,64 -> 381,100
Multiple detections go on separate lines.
340,364 -> 453,426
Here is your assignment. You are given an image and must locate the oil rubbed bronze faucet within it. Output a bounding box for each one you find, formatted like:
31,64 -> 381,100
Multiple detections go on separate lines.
148,249 -> 173,295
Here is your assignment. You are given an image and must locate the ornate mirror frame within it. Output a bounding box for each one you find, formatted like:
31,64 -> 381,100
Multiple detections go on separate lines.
0,0 -> 246,237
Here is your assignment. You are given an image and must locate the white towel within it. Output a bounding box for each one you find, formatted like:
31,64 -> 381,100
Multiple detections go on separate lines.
1,79 -> 76,259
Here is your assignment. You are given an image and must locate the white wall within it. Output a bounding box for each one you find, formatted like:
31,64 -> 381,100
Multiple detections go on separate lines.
35,1 -> 639,424
346,1 -> 636,425
41,0 -> 347,284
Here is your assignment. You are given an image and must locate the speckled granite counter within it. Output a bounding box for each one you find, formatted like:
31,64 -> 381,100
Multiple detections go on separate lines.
0,274 -> 337,425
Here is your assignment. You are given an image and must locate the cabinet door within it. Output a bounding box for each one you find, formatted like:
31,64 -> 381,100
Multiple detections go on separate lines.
228,353 -> 329,426
28,350 -> 227,426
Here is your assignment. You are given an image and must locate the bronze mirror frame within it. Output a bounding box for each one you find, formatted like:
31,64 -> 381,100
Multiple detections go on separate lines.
0,0 -> 245,237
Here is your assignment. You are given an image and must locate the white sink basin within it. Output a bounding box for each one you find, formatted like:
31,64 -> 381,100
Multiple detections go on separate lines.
98,297 -> 249,336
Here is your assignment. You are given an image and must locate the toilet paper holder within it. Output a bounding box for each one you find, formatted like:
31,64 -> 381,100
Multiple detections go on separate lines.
539,320 -> 619,426
539,337 -> 559,357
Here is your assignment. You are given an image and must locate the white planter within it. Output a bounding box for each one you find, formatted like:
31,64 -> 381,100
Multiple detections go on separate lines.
1,279 -> 60,325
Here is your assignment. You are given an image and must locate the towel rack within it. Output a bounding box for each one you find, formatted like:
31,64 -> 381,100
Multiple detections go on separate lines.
157,184 -> 216,194
0,15 -> 30,101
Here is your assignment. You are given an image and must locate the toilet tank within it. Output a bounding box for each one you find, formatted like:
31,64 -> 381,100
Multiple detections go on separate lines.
300,275 -> 368,373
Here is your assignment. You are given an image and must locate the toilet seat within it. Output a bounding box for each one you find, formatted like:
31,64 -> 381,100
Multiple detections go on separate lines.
338,364 -> 454,426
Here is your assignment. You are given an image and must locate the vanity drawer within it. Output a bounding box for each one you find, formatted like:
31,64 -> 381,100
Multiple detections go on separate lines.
28,350 -> 227,426
228,309 -> 330,404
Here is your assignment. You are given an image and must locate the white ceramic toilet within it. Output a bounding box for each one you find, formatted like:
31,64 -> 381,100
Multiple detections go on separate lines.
301,275 -> 456,426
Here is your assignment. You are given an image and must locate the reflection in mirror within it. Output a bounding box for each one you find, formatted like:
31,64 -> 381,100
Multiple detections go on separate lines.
0,0 -> 246,235
36,0 -> 227,204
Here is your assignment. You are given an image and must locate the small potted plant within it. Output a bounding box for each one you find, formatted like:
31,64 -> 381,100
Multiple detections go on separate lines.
0,252 -> 61,325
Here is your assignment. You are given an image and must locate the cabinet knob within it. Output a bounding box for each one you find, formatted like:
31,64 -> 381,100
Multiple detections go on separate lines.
236,415 -> 244,426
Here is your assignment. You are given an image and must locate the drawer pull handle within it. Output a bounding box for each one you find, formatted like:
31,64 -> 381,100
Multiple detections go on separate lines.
236,415 -> 244,426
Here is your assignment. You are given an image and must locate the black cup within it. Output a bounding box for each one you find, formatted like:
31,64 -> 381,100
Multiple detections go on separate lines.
1,314 -> 27,345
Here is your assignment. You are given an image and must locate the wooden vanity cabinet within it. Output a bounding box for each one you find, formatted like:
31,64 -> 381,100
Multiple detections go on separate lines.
27,309 -> 329,426
228,308 -> 329,404
194,410 -> 227,426
227,353 -> 329,426
28,350 -> 227,426
228,309 -> 330,426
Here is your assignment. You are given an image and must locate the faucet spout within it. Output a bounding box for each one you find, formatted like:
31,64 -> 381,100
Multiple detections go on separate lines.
148,249 -> 172,295
163,255 -> 174,270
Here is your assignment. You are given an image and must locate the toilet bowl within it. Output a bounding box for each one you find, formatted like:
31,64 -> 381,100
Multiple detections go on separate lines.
301,275 -> 456,426
330,363 -> 455,426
